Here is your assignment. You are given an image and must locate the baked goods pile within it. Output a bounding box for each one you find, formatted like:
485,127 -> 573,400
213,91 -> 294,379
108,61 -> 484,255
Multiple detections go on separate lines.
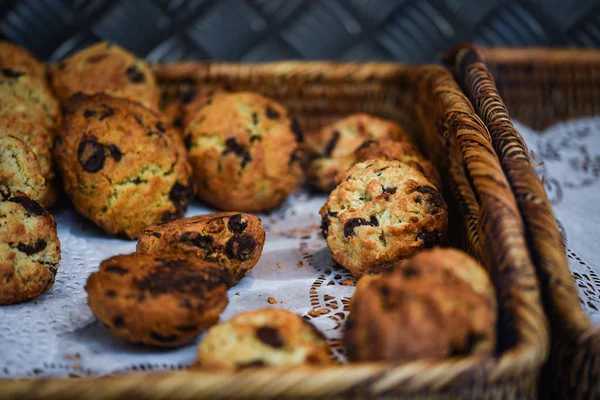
0,41 -> 498,369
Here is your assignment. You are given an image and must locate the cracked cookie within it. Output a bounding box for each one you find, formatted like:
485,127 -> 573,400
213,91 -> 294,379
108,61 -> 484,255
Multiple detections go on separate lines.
184,91 -> 303,212
0,184 -> 60,305
196,308 -> 332,369
50,42 -> 159,111
307,114 -> 413,192
345,248 -> 497,362
0,135 -> 45,202
54,93 -> 194,239
86,253 -> 231,347
137,212 -> 265,284
320,159 -> 447,277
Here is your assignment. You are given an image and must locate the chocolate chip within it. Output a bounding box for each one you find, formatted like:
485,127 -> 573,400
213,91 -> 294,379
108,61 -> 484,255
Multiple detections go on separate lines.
16,239 -> 47,255
402,266 -> 420,278
227,214 -> 248,234
415,186 -> 445,208
173,117 -> 183,128
223,138 -> 251,167
416,232 -> 442,248
225,235 -> 256,261
324,130 -> 340,157
237,360 -> 266,369
108,144 -> 122,161
265,106 -> 280,119
383,187 -> 397,195
181,89 -> 196,104
175,325 -> 198,332
105,290 -> 117,298
1,68 -> 23,78
134,115 -> 144,126
343,216 -> 378,238
181,232 -> 214,252
184,133 -> 193,149
252,112 -> 258,125
150,331 -> 179,343
320,211 -> 338,238
113,316 -> 126,328
169,181 -> 193,214
78,140 -> 105,173
8,195 -> 46,217
99,104 -> 114,120
125,65 -> 145,83
83,109 -> 97,118
155,122 -> 165,134
291,117 -> 303,142
256,327 -> 284,348
151,231 -> 161,238
241,152 -> 252,169
355,140 -> 377,152
105,265 -> 129,275
86,54 -> 107,63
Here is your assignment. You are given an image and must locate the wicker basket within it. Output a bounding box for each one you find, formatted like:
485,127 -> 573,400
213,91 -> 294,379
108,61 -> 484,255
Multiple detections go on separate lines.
444,44 -> 600,400
0,61 -> 549,399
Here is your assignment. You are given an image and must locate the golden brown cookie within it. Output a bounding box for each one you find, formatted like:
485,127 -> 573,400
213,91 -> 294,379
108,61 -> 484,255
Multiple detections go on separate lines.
345,248 -> 497,362
86,253 -> 231,347
307,114 -> 413,192
54,93 -> 194,239
137,212 -> 265,284
50,42 -> 159,111
0,184 -> 60,305
196,308 -> 332,369
0,41 -> 46,83
0,135 -> 45,202
184,91 -> 303,212
320,159 -> 447,277
351,139 -> 441,188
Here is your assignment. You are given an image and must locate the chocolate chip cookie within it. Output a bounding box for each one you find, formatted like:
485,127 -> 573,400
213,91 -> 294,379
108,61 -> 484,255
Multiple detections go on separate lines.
320,159 -> 447,277
307,114 -> 413,192
86,253 -> 231,347
54,93 -> 194,239
0,184 -> 60,305
196,308 -> 332,369
50,42 -> 159,111
345,249 -> 497,362
352,139 -> 441,188
0,135 -> 45,202
184,91 -> 303,212
137,212 -> 265,284
0,41 -> 46,83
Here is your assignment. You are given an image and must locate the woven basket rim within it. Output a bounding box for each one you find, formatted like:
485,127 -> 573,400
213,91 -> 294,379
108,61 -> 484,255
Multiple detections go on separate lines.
479,46 -> 600,64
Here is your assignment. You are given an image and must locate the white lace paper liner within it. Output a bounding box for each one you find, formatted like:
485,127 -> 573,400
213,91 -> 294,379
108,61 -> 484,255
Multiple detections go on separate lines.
0,192 -> 353,377
514,118 -> 600,327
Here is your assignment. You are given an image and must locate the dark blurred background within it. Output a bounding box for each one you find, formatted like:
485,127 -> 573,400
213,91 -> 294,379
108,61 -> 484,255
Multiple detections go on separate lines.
0,0 -> 598,63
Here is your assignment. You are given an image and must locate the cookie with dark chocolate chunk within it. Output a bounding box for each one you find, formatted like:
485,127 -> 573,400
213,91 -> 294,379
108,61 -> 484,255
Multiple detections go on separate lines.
0,184 -> 61,305
137,212 -> 265,284
196,308 -> 332,369
54,93 -> 193,239
86,253 -> 230,347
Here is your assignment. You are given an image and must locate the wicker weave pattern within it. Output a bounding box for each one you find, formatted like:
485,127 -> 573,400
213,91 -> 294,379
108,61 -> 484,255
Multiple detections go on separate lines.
0,61 -> 548,398
445,44 -> 600,400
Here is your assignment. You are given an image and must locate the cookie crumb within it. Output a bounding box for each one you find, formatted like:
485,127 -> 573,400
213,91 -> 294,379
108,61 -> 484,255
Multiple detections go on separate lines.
235,292 -> 240,296
297,261 -> 303,268
341,279 -> 354,286
308,308 -> 330,317
276,263 -> 283,269
267,296 -> 277,304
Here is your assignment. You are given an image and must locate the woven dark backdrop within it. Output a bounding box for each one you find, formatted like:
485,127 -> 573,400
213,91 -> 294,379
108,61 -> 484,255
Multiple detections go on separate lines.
0,0 -> 598,63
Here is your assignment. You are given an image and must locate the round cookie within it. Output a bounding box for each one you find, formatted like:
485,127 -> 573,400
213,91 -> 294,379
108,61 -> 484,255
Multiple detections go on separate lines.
196,308 -> 332,369
86,253 -> 231,347
0,41 -> 46,83
320,159 -> 448,277
0,136 -> 46,202
0,72 -> 60,129
307,114 -> 413,192
351,139 -> 441,189
184,92 -> 303,212
54,93 -> 194,239
0,184 -> 60,305
345,248 -> 497,362
137,212 -> 265,284
50,42 -> 159,111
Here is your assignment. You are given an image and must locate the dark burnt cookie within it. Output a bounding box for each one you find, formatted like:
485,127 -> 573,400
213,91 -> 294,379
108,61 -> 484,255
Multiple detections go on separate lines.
0,184 -> 61,305
137,212 -> 265,284
320,159 -> 448,277
50,42 -> 159,111
184,92 -> 303,212
196,308 -> 332,369
345,249 -> 497,362
54,93 -> 193,239
86,253 -> 231,347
